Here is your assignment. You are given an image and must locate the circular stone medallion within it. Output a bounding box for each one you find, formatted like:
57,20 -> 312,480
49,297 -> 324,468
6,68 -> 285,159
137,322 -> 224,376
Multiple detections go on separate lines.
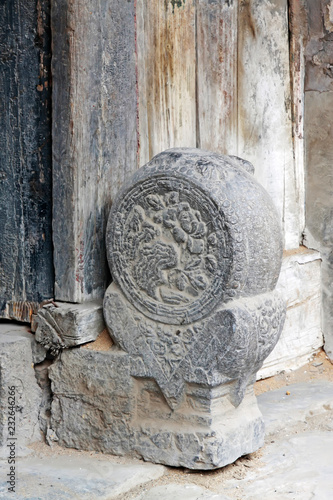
108,175 -> 232,325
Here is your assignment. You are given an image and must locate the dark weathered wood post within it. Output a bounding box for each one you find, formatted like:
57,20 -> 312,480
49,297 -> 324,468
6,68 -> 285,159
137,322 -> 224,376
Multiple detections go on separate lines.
0,0 -> 53,322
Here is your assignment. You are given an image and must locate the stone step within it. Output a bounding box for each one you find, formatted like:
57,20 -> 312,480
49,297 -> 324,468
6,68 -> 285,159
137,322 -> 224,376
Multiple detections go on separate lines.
0,454 -> 165,499
0,324 -> 44,457
258,380 -> 333,435
34,300 -> 105,356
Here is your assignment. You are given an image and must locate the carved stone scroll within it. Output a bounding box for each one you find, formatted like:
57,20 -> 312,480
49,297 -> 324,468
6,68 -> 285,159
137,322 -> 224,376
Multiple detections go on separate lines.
103,148 -> 286,469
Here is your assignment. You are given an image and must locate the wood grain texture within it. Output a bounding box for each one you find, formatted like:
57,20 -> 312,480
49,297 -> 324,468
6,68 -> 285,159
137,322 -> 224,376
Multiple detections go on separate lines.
237,0 -> 299,250
0,0 -> 53,321
52,0 -> 138,302
137,0 -> 303,250
289,0 -> 308,237
304,90 -> 333,359
302,1 -> 333,360
137,0 -> 196,167
196,0 -> 238,155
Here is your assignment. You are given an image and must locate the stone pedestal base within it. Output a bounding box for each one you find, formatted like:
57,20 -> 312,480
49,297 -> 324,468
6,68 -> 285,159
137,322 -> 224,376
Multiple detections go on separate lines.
49,149 -> 286,469
49,348 -> 264,469
131,381 -> 264,469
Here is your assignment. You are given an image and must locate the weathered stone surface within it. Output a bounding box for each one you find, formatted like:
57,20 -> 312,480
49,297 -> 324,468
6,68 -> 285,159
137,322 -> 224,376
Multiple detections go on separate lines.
0,454 -> 165,500
34,360 -> 53,436
107,149 -> 283,325
49,348 -> 265,469
35,300 -> 105,355
134,484 -> 232,500
222,381 -> 333,498
31,335 -> 48,364
100,149 -> 286,468
49,149 -> 285,469
258,380 -> 333,435
227,431 -> 333,499
49,349 -> 135,456
105,283 -> 285,410
0,322 -> 46,364
2,381 -> 332,500
0,324 -> 43,456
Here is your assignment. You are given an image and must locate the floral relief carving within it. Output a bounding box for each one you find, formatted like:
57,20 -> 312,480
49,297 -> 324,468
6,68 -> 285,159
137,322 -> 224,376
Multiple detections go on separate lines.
122,190 -> 220,307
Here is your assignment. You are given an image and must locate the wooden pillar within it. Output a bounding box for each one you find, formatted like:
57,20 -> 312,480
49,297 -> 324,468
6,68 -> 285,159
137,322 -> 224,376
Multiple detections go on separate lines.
237,0 -> 300,250
0,0 -> 53,322
136,0 -> 197,167
52,0 -> 138,302
303,0 -> 333,358
196,0 -> 238,155
289,0 -> 308,237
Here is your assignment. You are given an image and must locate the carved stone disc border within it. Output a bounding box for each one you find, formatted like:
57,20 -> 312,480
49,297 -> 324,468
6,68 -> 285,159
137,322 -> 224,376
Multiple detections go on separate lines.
108,174 -> 232,325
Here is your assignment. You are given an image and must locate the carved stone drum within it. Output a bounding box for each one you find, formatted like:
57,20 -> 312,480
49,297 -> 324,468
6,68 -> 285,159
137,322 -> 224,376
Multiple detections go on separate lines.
104,148 -> 286,469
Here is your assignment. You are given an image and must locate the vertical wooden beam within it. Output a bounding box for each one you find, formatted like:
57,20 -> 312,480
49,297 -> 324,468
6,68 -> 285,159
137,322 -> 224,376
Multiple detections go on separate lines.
196,0 -> 238,155
304,91 -> 333,358
303,0 -> 333,358
52,0 -> 138,302
238,0 -> 299,249
0,0 -> 53,322
289,0 -> 308,237
137,0 -> 197,167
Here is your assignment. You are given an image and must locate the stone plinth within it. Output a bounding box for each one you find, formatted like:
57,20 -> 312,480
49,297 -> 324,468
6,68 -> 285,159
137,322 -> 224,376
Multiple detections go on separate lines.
34,300 -> 104,356
102,148 -> 285,469
0,325 -> 43,456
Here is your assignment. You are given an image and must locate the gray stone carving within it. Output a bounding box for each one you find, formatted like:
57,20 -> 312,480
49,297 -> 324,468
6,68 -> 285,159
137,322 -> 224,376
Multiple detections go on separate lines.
35,300 -> 104,355
102,148 -> 286,469
0,325 -> 43,456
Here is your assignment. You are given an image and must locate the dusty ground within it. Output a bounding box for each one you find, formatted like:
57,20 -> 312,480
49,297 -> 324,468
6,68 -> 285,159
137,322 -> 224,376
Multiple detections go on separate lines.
28,439 -> 266,499
82,328 -> 113,351
254,348 -> 333,395
27,348 -> 333,500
